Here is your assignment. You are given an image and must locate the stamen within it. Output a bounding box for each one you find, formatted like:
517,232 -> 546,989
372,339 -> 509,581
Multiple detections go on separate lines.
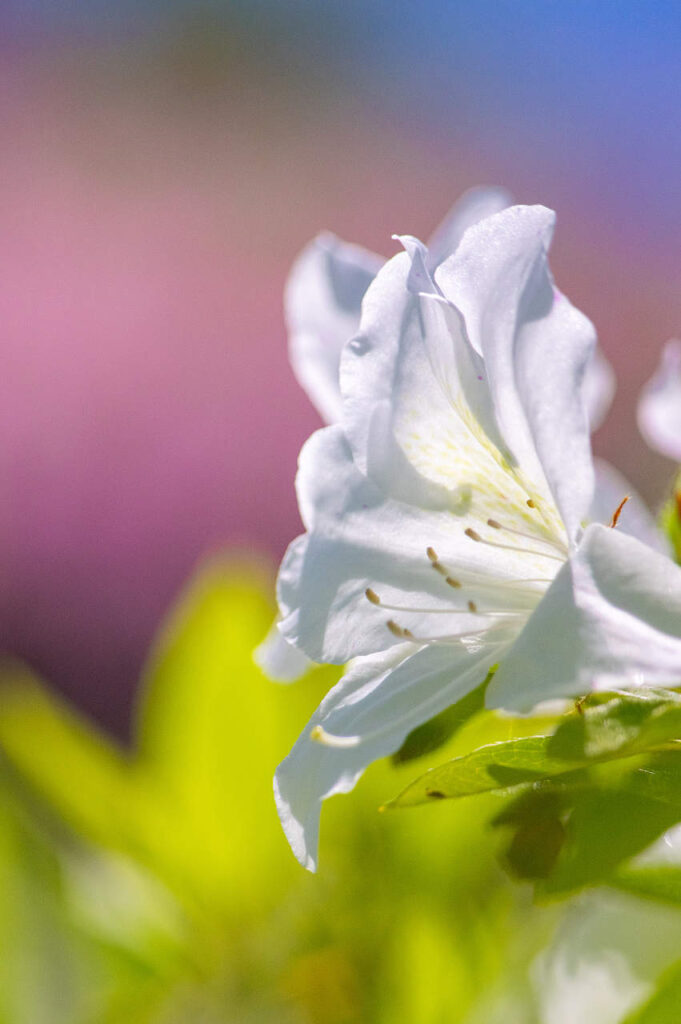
609,495 -> 630,529
426,546 -> 553,592
310,724 -> 360,748
383,603 -> 526,646
427,547 -> 447,576
391,625 -> 513,645
464,527 -> 564,562
369,592 -> 512,617
365,587 -> 381,605
526,499 -> 536,509
486,518 -> 567,555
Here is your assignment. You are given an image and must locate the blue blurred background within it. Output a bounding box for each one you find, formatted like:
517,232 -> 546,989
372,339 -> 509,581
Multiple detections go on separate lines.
2,1 -> 681,732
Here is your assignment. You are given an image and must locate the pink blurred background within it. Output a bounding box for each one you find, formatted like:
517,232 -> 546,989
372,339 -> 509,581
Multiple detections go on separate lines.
2,6 -> 681,733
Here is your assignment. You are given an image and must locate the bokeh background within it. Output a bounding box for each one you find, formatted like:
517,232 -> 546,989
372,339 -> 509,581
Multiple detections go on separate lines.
2,0 -> 681,732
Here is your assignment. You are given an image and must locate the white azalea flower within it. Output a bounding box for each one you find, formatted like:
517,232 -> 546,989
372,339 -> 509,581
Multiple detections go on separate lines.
638,339 -> 681,461
257,188 -> 512,682
258,187 -> 616,683
272,205 -> 681,871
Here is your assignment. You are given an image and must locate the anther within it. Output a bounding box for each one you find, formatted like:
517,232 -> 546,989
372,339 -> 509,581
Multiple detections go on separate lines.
426,546 -> 439,563
609,495 -> 630,529
526,499 -> 536,509
465,528 -> 482,542
445,576 -> 461,589
487,518 -> 502,530
365,587 -> 381,605
468,600 -> 477,613
387,619 -> 405,638
310,724 -> 360,749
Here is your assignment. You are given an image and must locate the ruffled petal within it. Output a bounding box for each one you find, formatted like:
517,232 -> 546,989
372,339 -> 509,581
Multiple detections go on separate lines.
426,185 -> 512,266
583,345 -> 616,432
436,205 -> 596,542
274,641 -> 501,870
488,523 -> 681,711
286,232 -> 381,423
637,339 -> 681,461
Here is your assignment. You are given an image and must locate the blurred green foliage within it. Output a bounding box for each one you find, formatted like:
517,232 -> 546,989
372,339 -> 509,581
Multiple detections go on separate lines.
0,560 -> 680,1021
660,473 -> 681,564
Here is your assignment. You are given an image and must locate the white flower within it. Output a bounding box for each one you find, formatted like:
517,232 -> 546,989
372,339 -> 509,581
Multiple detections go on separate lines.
638,339 -> 681,461
257,187 -> 616,683
256,188 -> 512,683
271,205 -> 681,871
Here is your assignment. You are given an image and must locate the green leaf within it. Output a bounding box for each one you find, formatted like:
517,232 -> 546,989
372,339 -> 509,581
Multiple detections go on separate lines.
613,866 -> 681,907
392,673 -> 490,765
386,735 -> 578,809
621,958 -> 681,1024
548,689 -> 681,762
389,690 -> 681,810
495,752 -> 681,896
0,661 -> 163,857
494,788 -> 566,881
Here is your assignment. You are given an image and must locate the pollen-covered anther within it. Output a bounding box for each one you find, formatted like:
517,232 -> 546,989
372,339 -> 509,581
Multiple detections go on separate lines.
468,600 -> 478,613
426,546 -> 449,576
445,576 -> 461,589
465,528 -> 482,542
365,587 -> 381,605
487,518 -> 502,530
526,499 -> 537,509
387,618 -> 412,638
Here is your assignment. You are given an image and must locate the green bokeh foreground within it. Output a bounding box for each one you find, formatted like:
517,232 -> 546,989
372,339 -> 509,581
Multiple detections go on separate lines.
0,561 -> 680,1022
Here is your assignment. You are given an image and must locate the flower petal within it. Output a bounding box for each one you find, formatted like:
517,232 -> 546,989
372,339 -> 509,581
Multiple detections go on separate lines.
637,339 -> 681,462
278,425 -> 552,664
274,641 -> 501,870
583,345 -> 616,432
436,205 -> 596,541
487,523 -> 681,711
254,620 -> 312,683
286,232 -> 382,423
340,250 -> 553,537
426,184 -> 512,266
